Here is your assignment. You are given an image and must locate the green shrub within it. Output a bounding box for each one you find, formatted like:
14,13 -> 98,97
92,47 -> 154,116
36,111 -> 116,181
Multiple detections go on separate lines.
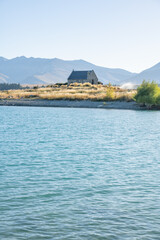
134,80 -> 160,107
105,87 -> 115,100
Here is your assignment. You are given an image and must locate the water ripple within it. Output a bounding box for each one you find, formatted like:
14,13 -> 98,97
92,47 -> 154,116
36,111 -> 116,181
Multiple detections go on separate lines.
0,107 -> 160,239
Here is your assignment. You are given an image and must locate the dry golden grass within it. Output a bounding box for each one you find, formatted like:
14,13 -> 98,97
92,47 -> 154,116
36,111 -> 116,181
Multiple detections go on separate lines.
0,84 -> 136,101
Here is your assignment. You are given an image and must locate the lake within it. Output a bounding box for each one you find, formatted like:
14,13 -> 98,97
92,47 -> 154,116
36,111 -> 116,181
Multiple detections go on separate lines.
1,106 -> 160,239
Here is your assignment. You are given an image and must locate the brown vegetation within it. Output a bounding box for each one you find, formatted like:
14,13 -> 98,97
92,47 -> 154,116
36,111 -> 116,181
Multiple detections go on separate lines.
0,83 -> 136,101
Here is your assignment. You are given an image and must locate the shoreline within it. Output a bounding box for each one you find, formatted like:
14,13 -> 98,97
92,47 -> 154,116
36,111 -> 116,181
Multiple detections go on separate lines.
0,99 -> 148,110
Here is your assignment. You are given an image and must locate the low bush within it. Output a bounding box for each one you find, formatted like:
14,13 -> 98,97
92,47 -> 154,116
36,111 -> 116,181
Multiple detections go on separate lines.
105,87 -> 115,100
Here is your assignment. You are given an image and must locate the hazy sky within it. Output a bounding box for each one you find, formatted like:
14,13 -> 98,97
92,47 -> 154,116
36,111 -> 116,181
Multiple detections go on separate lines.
1,0 -> 160,72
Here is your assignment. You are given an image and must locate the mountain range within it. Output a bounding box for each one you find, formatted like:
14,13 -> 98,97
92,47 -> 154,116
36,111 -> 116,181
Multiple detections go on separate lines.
0,56 -> 159,85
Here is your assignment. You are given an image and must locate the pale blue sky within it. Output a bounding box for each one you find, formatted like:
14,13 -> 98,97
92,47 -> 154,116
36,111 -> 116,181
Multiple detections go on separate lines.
1,0 -> 160,72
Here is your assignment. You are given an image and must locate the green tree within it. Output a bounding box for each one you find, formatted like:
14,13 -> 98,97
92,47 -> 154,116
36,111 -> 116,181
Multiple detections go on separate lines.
134,80 -> 160,107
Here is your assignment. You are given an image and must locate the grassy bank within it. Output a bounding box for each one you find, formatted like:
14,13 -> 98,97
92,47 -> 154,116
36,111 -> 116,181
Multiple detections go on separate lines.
0,83 -> 136,101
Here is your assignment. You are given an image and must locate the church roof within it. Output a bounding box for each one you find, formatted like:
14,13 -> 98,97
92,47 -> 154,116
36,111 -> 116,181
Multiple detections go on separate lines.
68,70 -> 92,80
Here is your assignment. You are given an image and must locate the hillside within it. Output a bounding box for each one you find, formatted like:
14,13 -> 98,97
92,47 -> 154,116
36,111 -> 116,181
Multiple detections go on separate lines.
127,62 -> 160,84
0,56 -> 136,85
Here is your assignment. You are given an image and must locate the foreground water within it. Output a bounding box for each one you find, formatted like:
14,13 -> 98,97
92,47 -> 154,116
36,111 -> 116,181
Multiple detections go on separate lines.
1,107 -> 160,240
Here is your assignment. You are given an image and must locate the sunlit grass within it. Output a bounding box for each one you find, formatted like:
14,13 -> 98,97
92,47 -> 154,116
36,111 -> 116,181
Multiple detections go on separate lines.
0,83 -> 136,101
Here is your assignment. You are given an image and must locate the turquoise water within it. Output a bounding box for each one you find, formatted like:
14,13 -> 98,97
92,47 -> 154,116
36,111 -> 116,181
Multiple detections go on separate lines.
1,106 -> 160,240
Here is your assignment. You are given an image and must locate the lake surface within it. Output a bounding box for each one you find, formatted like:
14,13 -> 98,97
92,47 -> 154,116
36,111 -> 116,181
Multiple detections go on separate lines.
1,106 -> 160,240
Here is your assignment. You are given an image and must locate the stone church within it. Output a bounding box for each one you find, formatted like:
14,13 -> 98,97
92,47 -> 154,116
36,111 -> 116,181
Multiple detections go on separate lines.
68,70 -> 98,84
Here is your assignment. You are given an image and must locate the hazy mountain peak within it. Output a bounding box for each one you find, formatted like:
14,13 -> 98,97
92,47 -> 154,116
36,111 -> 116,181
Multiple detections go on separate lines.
147,62 -> 160,71
126,61 -> 160,84
0,57 -> 8,61
0,56 -> 159,85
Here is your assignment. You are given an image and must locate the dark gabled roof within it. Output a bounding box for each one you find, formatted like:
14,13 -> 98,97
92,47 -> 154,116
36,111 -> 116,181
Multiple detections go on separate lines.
68,70 -> 92,80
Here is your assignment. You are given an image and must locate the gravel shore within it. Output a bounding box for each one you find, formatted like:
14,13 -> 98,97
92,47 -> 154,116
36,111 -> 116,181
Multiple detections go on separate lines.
0,99 -> 147,110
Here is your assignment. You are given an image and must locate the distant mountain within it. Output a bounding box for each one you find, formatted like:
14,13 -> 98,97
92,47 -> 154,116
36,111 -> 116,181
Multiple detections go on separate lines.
0,56 -> 136,85
126,62 -> 160,84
